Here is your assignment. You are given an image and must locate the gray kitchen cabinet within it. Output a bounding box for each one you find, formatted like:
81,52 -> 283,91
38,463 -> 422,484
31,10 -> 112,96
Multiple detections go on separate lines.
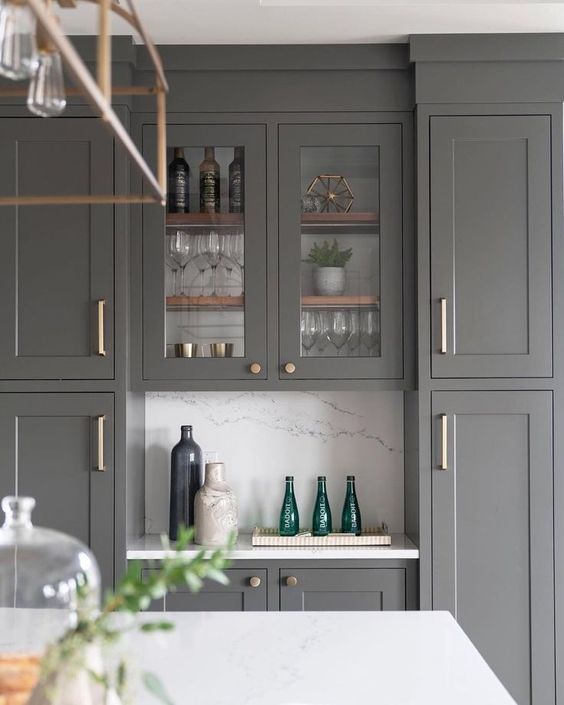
278,123 -> 404,380
280,568 -> 406,611
0,118 -> 115,380
0,393 -> 115,588
430,115 -> 552,378
163,569 -> 267,612
432,390 -> 554,705
142,123 -> 267,382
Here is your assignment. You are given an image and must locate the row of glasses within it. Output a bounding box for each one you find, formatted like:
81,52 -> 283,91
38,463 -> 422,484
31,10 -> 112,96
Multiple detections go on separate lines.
166,229 -> 245,297
301,308 -> 380,357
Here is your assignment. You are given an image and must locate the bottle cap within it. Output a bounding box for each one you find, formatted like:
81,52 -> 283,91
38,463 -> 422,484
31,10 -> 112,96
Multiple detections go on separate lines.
318,475 -> 326,481
181,425 -> 192,431
347,475 -> 355,481
285,476 -> 294,481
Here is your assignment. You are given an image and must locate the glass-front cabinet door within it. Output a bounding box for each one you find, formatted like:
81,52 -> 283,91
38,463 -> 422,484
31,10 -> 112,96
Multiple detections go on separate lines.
278,124 -> 403,380
143,124 -> 267,380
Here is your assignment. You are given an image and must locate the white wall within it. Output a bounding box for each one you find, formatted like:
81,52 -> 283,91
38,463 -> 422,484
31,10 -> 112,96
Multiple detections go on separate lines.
145,391 -> 404,534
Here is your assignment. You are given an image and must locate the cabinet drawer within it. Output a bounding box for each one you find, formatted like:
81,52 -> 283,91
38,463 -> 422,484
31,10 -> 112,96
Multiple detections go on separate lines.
280,568 -> 406,611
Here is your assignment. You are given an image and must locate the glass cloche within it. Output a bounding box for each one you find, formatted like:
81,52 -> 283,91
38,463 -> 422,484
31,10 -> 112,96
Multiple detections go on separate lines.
0,496 -> 101,702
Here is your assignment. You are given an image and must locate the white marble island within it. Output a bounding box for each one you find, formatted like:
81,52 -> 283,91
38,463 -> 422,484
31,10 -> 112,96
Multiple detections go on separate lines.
133,611 -> 515,705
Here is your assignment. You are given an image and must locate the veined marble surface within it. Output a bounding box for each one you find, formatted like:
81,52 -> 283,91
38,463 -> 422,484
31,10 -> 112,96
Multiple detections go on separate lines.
130,611 -> 515,705
145,391 -> 404,533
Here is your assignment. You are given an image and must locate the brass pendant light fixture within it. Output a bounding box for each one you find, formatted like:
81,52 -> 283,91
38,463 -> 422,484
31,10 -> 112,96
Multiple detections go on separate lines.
0,0 -> 167,206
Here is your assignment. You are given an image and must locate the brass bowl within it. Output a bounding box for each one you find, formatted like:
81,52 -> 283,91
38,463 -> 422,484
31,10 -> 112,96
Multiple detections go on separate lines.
175,343 -> 199,358
210,343 -> 234,358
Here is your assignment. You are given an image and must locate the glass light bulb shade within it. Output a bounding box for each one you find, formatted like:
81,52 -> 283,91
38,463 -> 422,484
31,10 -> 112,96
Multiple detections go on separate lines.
27,50 -> 66,118
0,1 -> 37,80
0,496 -> 101,657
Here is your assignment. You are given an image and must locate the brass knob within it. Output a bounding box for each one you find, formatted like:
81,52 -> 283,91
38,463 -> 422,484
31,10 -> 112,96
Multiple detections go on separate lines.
286,576 -> 298,587
284,362 -> 296,374
249,362 -> 262,375
249,576 -> 261,588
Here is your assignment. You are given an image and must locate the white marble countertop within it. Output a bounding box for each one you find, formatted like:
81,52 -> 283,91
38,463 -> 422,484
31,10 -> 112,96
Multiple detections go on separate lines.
126,532 -> 419,560
131,610 -> 515,705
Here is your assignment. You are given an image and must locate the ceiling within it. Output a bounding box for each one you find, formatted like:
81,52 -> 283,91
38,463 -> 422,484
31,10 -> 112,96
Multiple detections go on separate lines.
58,0 -> 564,44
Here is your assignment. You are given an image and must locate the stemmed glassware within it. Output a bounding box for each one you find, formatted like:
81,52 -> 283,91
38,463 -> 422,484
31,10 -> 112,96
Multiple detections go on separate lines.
219,232 -> 235,296
166,230 -> 193,296
328,310 -> 351,355
301,310 -> 320,356
201,229 -> 221,297
360,308 -> 380,356
230,229 -> 245,294
315,311 -> 331,355
347,310 -> 361,356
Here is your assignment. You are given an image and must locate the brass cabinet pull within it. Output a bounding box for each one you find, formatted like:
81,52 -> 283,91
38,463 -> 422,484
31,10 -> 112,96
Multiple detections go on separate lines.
97,299 -> 107,357
97,415 -> 106,472
440,297 -> 447,354
249,576 -> 261,588
249,362 -> 262,375
440,414 -> 448,471
286,576 -> 298,587
284,362 -> 296,374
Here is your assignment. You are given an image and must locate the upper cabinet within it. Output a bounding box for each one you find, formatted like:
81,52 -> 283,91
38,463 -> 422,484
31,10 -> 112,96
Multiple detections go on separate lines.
430,114 -> 553,378
142,123 -> 268,381
140,116 -> 411,387
0,118 -> 114,380
278,124 -> 404,380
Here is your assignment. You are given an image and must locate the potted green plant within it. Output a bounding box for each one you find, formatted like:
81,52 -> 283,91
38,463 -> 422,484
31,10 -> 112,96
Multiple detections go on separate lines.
307,239 -> 353,296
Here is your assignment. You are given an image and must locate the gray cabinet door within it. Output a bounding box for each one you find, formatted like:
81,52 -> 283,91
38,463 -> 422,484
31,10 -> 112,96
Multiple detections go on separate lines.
164,569 -> 267,611
278,123 -> 404,380
430,115 -> 552,378
432,391 -> 554,705
0,393 -> 114,588
280,568 -> 405,611
142,124 -> 267,381
0,119 -> 114,379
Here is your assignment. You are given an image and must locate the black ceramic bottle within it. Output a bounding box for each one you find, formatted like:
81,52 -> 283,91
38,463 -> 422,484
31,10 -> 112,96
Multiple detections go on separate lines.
169,425 -> 203,541
167,147 -> 190,213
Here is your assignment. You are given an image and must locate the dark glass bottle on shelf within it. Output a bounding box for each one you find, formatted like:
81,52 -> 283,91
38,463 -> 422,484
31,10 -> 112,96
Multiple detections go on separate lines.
169,425 -> 203,541
199,146 -> 220,213
167,147 -> 190,213
341,475 -> 362,535
312,475 -> 332,536
229,146 -> 244,213
279,475 -> 299,536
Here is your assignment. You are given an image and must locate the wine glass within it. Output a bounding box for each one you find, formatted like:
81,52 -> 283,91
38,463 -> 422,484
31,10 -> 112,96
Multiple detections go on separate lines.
165,241 -> 179,295
361,308 -> 380,356
301,310 -> 320,356
201,230 -> 221,297
328,310 -> 351,356
219,231 -> 235,296
167,230 -> 193,295
347,310 -> 361,356
230,229 -> 245,295
316,310 -> 331,355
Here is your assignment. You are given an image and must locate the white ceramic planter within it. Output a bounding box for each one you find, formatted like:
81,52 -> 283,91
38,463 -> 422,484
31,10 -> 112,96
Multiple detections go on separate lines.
313,267 -> 346,296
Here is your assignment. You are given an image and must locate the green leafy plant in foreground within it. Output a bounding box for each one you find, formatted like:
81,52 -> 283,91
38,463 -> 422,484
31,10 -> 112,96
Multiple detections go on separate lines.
307,239 -> 353,268
40,526 -> 233,705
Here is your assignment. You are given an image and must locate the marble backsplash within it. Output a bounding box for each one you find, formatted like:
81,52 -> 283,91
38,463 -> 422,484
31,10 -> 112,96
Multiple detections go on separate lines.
145,391 -> 404,534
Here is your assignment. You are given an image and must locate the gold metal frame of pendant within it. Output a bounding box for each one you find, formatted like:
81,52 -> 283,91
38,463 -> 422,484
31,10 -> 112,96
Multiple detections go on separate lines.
0,0 -> 168,207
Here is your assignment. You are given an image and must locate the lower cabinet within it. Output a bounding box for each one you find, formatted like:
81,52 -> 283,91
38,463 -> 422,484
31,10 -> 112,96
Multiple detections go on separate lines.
0,393 -> 115,588
141,564 -> 415,613
432,391 -> 554,705
280,568 -> 406,611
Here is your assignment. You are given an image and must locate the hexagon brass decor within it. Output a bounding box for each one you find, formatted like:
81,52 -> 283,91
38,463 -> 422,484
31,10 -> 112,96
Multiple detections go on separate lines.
306,174 -> 354,213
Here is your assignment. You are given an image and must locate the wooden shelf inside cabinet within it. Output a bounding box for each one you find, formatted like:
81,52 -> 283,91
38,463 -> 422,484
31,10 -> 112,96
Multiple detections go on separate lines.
166,213 -> 244,228
301,212 -> 379,234
167,295 -> 244,311
302,295 -> 380,309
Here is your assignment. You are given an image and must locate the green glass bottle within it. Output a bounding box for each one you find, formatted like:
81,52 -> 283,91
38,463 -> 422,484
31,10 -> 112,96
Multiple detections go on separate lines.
341,475 -> 362,535
312,475 -> 332,536
279,476 -> 299,536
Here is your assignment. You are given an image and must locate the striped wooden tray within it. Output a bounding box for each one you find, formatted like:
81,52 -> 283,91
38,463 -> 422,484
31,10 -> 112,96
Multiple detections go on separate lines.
252,525 -> 391,547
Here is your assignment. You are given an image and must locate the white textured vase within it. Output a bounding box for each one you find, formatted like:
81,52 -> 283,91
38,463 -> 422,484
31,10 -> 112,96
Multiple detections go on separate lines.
194,462 -> 238,546
313,266 -> 346,296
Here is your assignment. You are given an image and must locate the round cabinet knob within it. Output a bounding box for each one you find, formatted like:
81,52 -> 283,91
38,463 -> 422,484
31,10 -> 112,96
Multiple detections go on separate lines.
249,576 -> 261,588
286,576 -> 298,587
284,362 -> 296,375
249,362 -> 262,375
